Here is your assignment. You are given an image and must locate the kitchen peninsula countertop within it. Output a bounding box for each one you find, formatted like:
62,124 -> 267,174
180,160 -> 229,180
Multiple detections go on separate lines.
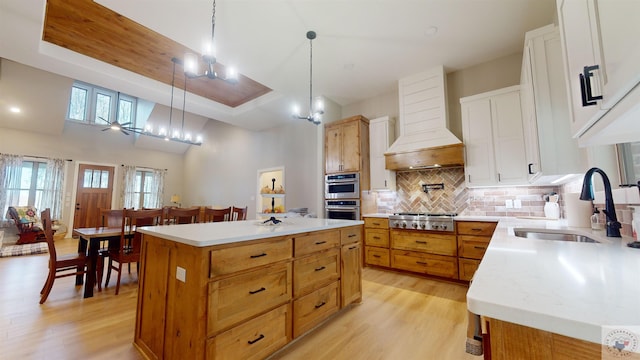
137,218 -> 363,247
467,217 -> 640,343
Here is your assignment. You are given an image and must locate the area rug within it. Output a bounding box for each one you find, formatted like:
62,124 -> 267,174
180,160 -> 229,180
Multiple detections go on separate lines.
0,242 -> 48,257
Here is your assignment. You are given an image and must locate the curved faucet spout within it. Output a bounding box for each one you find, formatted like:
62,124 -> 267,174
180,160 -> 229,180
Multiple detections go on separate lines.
580,167 -> 621,237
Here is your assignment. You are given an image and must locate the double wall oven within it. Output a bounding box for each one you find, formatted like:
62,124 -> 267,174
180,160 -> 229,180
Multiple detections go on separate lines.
324,172 -> 360,220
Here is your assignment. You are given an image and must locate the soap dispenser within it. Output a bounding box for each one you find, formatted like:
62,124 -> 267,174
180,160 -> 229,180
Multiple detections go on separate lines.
591,207 -> 603,230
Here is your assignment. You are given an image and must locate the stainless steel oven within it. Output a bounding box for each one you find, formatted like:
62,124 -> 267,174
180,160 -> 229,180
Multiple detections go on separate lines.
325,173 -> 360,199
324,200 -> 361,220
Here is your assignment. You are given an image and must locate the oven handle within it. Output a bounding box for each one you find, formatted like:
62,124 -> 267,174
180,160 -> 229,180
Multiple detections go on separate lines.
325,206 -> 359,211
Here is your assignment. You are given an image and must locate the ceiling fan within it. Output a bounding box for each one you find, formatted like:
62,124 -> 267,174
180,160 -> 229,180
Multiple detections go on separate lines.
98,116 -> 135,135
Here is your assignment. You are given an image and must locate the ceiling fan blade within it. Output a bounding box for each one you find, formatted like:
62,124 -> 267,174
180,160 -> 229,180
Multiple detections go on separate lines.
120,122 -> 132,127
121,129 -> 130,135
98,116 -> 111,125
101,128 -> 110,131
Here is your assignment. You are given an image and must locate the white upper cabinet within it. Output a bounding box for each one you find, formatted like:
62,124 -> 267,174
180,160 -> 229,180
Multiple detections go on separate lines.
369,116 -> 396,191
521,24 -> 585,183
557,0 -> 640,145
461,86 -> 528,187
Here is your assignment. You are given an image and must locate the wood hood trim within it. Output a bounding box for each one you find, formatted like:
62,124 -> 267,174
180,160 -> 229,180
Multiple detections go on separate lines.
384,143 -> 464,170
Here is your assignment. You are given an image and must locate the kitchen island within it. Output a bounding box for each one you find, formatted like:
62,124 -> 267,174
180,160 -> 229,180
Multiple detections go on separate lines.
134,218 -> 363,360
466,217 -> 640,358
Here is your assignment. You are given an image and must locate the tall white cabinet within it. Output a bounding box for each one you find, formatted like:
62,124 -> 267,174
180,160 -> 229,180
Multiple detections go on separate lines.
557,0 -> 640,145
461,86 -> 527,187
520,24 -> 584,183
369,116 -> 396,191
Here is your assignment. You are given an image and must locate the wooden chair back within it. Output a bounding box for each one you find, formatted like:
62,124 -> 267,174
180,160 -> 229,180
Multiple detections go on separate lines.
120,208 -> 163,259
98,208 -> 124,228
41,208 -> 58,263
202,207 -> 232,222
230,206 -> 248,221
167,207 -> 200,224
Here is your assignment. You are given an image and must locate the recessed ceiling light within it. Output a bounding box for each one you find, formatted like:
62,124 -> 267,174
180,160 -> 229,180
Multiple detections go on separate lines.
425,26 -> 438,37
9,106 -> 21,113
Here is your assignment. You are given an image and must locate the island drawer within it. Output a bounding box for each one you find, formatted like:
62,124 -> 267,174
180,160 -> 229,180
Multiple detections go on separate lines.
207,262 -> 292,335
391,249 -> 458,279
456,221 -> 497,237
293,281 -> 340,338
293,248 -> 340,297
294,230 -> 340,257
365,246 -> 390,267
341,226 -> 362,245
207,304 -> 291,360
458,235 -> 490,259
364,229 -> 389,248
364,217 -> 389,229
391,230 -> 457,256
210,237 -> 292,277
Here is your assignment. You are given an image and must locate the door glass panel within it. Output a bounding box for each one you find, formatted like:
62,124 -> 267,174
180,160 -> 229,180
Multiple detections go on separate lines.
92,170 -> 101,188
83,169 -> 93,187
100,170 -> 109,188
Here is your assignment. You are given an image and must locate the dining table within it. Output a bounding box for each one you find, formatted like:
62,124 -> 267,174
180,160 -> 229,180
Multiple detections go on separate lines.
72,226 -> 123,298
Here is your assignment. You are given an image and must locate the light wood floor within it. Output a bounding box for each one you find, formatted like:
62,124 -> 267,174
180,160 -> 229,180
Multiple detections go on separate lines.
0,238 -> 478,360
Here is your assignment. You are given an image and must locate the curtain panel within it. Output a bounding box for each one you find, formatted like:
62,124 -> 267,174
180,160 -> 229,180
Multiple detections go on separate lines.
36,158 -> 66,220
0,154 -> 24,227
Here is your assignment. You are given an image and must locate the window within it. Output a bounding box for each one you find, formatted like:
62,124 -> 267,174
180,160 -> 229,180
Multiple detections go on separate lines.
618,141 -> 640,185
67,81 -> 137,127
82,168 -> 110,189
8,161 -> 47,207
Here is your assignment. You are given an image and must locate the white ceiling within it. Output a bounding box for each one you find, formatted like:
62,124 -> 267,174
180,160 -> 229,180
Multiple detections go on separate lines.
0,0 -> 556,132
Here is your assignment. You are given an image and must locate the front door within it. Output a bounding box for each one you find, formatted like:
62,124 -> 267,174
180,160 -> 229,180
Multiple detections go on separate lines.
73,164 -> 115,229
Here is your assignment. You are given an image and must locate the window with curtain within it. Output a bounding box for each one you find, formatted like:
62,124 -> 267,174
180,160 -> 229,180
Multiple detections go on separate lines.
0,154 -> 65,223
121,165 -> 165,209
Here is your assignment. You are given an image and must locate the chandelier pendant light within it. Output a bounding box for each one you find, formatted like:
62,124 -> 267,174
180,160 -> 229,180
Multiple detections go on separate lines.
183,0 -> 238,83
293,30 -> 324,125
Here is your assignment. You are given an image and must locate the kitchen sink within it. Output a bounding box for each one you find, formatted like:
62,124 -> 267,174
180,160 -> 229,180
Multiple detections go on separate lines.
513,228 -> 600,243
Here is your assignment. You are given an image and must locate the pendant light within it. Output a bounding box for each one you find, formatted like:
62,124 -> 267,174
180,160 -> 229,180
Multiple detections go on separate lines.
292,30 -> 324,125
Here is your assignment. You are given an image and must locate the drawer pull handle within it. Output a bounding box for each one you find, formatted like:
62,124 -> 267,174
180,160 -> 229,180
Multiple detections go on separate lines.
416,261 -> 428,265
471,228 -> 483,231
348,234 -> 357,238
249,287 -> 266,294
372,222 -> 380,225
372,255 -> 381,258
248,334 -> 265,345
348,245 -> 357,250
315,241 -> 327,245
315,266 -> 326,272
315,301 -> 326,309
250,253 -> 267,259
415,240 -> 427,244
473,246 -> 486,250
373,236 -> 381,239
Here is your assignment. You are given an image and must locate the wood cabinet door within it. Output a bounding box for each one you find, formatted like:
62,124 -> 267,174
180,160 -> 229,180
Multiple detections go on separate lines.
340,121 -> 361,172
325,125 -> 342,173
341,243 -> 362,307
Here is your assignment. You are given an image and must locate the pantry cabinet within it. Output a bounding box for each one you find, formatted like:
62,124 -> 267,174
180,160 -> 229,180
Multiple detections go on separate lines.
325,115 -> 370,178
461,86 -> 528,187
520,24 -> 584,183
557,0 -> 640,145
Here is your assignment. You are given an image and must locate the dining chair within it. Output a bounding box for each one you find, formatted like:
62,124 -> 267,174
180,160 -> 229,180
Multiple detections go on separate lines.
39,208 -> 88,304
202,207 -> 232,222
95,209 -> 123,291
230,206 -> 248,221
105,208 -> 163,295
167,206 -> 200,224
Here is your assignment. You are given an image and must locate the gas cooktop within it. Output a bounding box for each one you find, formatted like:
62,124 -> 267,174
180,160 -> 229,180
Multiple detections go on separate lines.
388,212 -> 457,232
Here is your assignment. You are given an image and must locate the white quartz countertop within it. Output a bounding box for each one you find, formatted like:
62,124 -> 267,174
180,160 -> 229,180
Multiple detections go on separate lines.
467,217 -> 640,343
137,218 -> 363,247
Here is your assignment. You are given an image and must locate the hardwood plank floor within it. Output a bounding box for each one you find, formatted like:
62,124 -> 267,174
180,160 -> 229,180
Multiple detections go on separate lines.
0,238 -> 478,359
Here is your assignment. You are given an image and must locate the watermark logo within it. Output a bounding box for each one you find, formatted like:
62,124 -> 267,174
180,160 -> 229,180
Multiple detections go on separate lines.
602,326 -> 640,358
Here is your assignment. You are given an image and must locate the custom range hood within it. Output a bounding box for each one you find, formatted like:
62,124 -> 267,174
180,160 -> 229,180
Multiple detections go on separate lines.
385,66 -> 464,170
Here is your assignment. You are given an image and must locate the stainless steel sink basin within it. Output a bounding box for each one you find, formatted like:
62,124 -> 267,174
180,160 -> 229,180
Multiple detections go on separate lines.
513,228 -> 599,243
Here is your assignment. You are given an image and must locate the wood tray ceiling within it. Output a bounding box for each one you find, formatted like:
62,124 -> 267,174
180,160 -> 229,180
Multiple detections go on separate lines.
42,0 -> 272,108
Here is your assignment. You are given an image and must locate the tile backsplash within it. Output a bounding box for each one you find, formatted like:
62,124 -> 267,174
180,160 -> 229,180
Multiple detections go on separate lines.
369,169 -> 637,237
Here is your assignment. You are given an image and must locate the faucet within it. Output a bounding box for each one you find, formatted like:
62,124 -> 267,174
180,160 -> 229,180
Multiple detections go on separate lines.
580,167 -> 621,237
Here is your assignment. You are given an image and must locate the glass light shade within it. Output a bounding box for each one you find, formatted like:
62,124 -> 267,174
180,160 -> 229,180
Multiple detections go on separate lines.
159,127 -> 167,136
184,53 -> 199,76
202,40 -> 215,58
314,97 -> 324,113
196,135 -> 203,143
